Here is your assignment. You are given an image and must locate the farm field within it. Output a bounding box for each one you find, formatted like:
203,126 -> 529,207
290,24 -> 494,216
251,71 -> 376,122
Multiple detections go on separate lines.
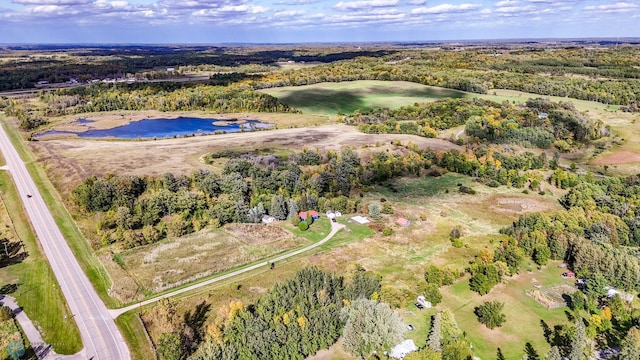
260,80 -> 468,115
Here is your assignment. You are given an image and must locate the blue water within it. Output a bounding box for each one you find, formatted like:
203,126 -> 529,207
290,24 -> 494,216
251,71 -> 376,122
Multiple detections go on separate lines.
36,117 -> 272,139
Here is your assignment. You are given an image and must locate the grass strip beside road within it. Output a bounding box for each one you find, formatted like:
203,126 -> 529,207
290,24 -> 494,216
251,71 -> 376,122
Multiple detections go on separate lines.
1,121 -> 117,307
115,312 -> 155,360
0,171 -> 82,354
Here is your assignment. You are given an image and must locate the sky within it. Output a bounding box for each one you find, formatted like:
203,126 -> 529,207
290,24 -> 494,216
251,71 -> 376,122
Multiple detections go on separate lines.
0,0 -> 639,43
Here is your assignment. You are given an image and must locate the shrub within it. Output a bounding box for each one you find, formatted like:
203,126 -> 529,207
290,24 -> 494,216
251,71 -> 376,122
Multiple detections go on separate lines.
382,228 -> 392,236
381,202 -> 394,214
474,301 -> 506,329
0,306 -> 13,321
423,284 -> 443,305
459,186 -> 476,195
298,221 -> 309,231
451,238 -> 464,248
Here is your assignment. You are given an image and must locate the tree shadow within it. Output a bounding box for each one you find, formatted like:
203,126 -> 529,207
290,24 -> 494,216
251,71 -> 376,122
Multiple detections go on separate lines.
540,319 -> 552,343
0,283 -> 20,294
0,240 -> 27,268
184,301 -> 211,344
276,88 -> 367,114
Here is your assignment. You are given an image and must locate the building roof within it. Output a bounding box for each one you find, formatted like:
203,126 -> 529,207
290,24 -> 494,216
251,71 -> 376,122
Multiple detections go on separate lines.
351,216 -> 370,224
298,212 -> 307,219
309,210 -> 319,217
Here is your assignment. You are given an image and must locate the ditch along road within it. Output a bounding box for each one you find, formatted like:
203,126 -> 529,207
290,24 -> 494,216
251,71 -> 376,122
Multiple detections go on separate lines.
110,220 -> 346,318
0,124 -> 130,360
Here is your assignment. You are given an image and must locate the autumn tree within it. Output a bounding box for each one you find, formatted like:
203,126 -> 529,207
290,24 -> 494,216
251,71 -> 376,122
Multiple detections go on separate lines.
340,299 -> 405,358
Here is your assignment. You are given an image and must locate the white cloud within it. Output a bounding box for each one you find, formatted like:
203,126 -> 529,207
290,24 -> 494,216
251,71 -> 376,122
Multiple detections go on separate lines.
13,0 -> 89,4
273,0 -> 317,4
495,5 -> 534,13
407,0 -> 426,4
584,2 -> 639,13
411,3 -> 480,14
273,9 -> 305,16
495,0 -> 518,6
333,0 -> 398,11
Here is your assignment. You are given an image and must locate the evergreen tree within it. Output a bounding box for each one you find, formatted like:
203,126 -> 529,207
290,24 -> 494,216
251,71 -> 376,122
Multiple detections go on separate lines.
524,343 -> 540,360
620,327 -> 640,360
428,312 -> 442,352
496,348 -> 505,360
546,346 -> 561,360
269,195 -> 287,220
287,198 -> 299,220
569,319 -> 587,360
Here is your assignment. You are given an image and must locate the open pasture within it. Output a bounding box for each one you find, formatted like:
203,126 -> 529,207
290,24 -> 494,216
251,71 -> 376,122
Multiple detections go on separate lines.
118,224 -> 307,294
260,80 -> 468,115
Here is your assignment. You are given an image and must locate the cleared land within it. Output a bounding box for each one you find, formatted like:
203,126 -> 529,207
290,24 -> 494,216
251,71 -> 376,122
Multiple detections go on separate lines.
117,224 -> 308,295
30,124 -> 460,193
260,80 -> 468,115
435,264 -> 576,360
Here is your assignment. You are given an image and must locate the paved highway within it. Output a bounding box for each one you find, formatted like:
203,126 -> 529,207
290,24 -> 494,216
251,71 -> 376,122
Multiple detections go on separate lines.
0,124 -> 130,360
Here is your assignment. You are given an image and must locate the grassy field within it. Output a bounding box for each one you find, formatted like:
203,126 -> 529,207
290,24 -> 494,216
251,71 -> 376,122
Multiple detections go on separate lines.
260,80 -> 468,115
117,223 -> 309,296
434,264 -> 574,360
0,171 -> 82,354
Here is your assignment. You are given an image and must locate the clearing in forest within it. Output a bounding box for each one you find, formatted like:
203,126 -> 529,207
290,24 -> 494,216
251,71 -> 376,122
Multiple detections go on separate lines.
260,80 -> 468,115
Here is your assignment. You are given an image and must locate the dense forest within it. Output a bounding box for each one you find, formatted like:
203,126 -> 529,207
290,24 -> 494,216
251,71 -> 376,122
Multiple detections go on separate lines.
2,44 -> 640,107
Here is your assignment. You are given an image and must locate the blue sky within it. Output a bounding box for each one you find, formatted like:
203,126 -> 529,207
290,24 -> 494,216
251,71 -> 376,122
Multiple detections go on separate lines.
1,0 -> 639,43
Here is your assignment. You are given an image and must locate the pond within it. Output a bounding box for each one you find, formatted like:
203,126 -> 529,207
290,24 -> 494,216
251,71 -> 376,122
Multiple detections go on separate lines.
35,117 -> 273,139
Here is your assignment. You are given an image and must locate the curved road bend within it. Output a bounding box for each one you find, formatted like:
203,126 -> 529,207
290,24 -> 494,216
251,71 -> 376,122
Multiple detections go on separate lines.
111,221 -> 346,318
0,125 -> 130,360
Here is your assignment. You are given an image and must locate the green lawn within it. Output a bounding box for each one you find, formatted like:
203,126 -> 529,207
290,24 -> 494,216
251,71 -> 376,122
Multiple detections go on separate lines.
438,264 -> 573,360
260,80 -> 468,115
0,172 -> 82,354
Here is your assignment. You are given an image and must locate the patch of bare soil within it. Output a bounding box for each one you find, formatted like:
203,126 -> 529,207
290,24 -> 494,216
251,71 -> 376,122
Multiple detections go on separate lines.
491,196 -> 556,215
591,150 -> 640,165
224,223 -> 292,244
30,124 -> 461,193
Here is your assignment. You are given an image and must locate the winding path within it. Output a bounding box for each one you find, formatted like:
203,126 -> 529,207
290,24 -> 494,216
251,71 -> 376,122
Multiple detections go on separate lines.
110,220 -> 346,318
0,124 -> 130,360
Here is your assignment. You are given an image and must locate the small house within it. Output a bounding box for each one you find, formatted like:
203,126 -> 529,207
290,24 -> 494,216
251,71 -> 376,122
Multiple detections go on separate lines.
326,210 -> 336,219
299,211 -> 320,222
538,112 -> 549,120
396,218 -> 411,227
262,215 -> 276,224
